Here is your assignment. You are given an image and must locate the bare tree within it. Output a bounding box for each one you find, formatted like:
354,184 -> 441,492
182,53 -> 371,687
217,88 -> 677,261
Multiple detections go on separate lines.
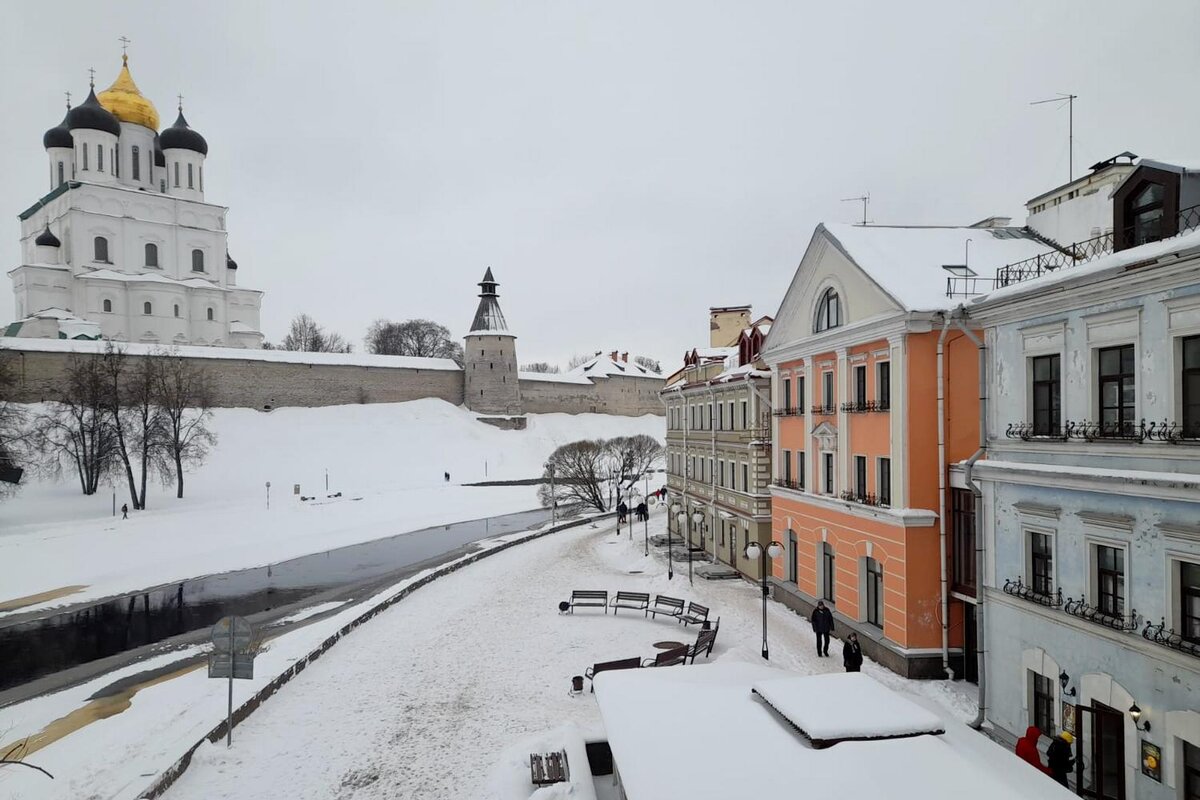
281,314 -> 352,353
153,352 -> 217,499
566,353 -> 596,371
538,439 -> 609,512
607,435 -> 664,495
100,342 -> 141,510
0,346 -> 29,498
1,739 -> 53,780
633,355 -> 662,374
127,355 -> 166,509
365,319 -> 464,365
521,362 -> 560,374
35,352 -> 115,495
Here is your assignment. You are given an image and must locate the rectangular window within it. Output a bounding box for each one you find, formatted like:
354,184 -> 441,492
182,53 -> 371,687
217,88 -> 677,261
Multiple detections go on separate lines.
782,378 -> 791,412
878,457 -> 891,507
797,451 -> 806,490
1184,335 -> 1200,438
866,557 -> 883,627
131,146 -> 140,180
188,163 -> 194,188
822,371 -> 834,410
797,376 -> 806,411
199,166 -> 203,191
1032,354 -> 1061,435
951,488 -> 976,593
822,543 -> 835,601
1030,532 -> 1053,597
1098,344 -> 1136,436
97,144 -> 103,172
174,161 -> 180,187
783,450 -> 791,483
788,530 -> 798,583
742,463 -> 749,492
740,400 -> 747,429
1032,672 -> 1055,735
114,147 -> 119,177
878,361 -> 890,409
707,403 -> 713,430
717,402 -> 724,430
1096,544 -> 1125,618
854,365 -> 867,407
1182,561 -> 1200,645
822,453 -> 834,495
854,455 -> 867,497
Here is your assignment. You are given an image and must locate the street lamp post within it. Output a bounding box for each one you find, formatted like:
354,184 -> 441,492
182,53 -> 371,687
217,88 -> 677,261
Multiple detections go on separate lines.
643,474 -> 650,557
689,510 -> 704,585
745,539 -> 784,660
670,503 -> 682,581
547,463 -> 556,526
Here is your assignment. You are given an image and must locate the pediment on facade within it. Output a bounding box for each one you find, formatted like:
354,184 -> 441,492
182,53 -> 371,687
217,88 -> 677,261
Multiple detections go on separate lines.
812,420 -> 838,450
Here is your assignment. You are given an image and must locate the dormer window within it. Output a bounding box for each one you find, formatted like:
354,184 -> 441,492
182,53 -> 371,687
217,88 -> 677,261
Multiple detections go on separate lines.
814,288 -> 841,333
1127,182 -> 1164,247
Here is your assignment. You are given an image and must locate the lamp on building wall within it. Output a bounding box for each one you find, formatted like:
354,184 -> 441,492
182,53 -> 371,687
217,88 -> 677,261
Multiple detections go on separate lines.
1129,703 -> 1151,732
746,539 -> 784,660
1059,670 -> 1077,697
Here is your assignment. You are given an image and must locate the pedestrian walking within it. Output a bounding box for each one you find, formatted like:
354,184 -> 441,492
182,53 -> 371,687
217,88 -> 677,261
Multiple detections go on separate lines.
842,632 -> 863,672
617,501 -> 628,524
121,503 -> 129,520
811,600 -> 833,657
1015,726 -> 1050,775
1046,731 -> 1075,786
444,471 -> 450,482
636,501 -> 648,521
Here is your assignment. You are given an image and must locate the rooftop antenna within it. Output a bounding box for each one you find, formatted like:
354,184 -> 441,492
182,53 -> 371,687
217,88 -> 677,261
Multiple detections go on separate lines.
1031,93 -> 1077,183
841,193 -> 871,226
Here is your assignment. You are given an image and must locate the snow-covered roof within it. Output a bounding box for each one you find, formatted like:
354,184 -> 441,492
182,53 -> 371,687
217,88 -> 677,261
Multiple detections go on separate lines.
971,225 -> 1200,306
824,223 -> 1057,311
564,353 -> 662,379
228,320 -> 261,334
516,370 -> 593,385
693,346 -> 737,360
77,268 -> 230,292
710,363 -> 770,384
23,306 -> 80,320
593,662 -> 1075,800
752,673 -> 944,744
1138,157 -> 1200,174
0,336 -> 462,370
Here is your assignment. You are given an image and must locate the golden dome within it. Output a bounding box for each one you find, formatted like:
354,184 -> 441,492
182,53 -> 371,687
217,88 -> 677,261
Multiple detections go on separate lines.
97,55 -> 159,131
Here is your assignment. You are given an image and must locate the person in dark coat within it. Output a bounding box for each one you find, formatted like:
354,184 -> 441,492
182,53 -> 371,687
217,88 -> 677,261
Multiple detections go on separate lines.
617,501 -> 628,524
1046,731 -> 1074,786
811,600 -> 834,657
1015,725 -> 1050,775
842,632 -> 863,672
121,503 -> 129,520
636,501 -> 648,521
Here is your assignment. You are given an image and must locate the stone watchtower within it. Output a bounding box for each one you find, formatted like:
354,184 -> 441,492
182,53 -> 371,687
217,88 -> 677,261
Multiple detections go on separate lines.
463,268 -> 523,417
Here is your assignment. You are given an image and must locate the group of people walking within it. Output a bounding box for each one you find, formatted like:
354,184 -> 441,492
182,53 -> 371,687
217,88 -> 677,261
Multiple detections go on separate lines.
810,600 -> 862,672
616,499 -> 650,524
1016,725 -> 1075,786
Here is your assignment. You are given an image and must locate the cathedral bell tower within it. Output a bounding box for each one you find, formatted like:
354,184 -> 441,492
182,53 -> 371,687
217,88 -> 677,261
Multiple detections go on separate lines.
463,269 -> 523,417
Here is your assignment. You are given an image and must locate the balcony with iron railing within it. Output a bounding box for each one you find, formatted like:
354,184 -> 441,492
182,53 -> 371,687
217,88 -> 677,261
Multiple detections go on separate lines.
773,478 -> 803,492
1143,618 -> 1200,659
840,400 -> 890,414
810,404 -> 836,416
839,489 -> 889,508
772,407 -> 804,417
1002,579 -> 1143,634
945,203 -> 1200,298
1005,419 -> 1200,444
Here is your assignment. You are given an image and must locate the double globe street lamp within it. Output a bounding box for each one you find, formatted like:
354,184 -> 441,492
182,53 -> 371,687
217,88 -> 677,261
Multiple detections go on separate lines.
745,540 -> 784,660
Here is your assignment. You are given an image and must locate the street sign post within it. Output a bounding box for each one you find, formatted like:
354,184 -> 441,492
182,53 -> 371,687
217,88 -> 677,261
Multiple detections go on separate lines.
209,615 -> 256,747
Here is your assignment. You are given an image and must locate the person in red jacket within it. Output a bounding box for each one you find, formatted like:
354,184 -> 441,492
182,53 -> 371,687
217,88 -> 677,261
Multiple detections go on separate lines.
1015,725 -> 1050,774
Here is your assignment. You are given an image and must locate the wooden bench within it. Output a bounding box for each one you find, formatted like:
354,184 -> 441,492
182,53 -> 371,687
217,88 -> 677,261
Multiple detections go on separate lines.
648,595 -> 685,620
584,657 -> 642,691
610,591 -> 651,616
530,749 -> 570,786
570,590 -> 609,614
679,601 -> 710,627
642,644 -> 689,667
687,622 -> 719,663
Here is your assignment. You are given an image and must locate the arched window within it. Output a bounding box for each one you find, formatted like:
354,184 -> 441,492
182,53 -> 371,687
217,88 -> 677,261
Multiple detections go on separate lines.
187,163 -> 194,189
94,236 -> 109,263
97,145 -> 103,172
143,301 -> 152,315
174,162 -> 180,187
82,145 -> 89,171
103,298 -> 112,313
192,249 -> 204,272
814,288 -> 841,333
160,179 -> 166,193
57,161 -> 64,186
173,304 -> 180,318
145,243 -> 158,267
206,307 -> 214,321
199,166 -> 203,192
131,146 -> 140,181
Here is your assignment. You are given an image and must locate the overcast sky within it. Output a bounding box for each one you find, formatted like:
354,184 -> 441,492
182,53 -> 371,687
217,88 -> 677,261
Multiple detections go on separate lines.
3,1 -> 1199,368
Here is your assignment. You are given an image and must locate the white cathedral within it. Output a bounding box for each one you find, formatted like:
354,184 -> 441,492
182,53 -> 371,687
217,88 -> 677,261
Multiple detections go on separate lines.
5,54 -> 264,348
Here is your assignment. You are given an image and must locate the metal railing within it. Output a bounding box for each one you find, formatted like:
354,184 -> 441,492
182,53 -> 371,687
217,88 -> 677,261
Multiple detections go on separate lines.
1063,595 -> 1140,633
810,404 -> 836,416
1002,578 -> 1063,608
1142,618 -> 1200,659
839,490 -> 886,507
1006,419 -> 1199,444
772,407 -> 803,417
1005,422 -> 1067,441
840,400 -> 889,413
773,478 -> 803,491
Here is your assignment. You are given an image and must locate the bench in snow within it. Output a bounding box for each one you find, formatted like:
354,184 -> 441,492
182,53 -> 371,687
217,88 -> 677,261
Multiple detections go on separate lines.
642,644 -> 689,667
648,595 -> 685,620
679,601 -> 710,627
687,621 -> 719,663
530,750 -> 570,786
570,590 -> 609,614
610,591 -> 650,615
585,656 -> 642,691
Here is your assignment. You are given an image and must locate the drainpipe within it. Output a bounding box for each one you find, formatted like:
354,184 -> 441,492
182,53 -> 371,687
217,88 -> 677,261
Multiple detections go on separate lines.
936,313 -> 955,681
706,383 -> 718,561
949,307 -> 988,730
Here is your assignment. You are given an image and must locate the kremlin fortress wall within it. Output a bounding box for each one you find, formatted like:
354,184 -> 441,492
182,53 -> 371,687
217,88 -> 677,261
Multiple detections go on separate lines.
0,338 -> 665,417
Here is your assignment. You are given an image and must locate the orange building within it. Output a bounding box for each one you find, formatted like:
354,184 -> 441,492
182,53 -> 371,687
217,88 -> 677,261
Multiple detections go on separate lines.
762,220 -> 1056,678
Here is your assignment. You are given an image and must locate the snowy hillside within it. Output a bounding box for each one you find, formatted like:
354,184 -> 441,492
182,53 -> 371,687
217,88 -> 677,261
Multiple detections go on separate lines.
0,400 -> 663,614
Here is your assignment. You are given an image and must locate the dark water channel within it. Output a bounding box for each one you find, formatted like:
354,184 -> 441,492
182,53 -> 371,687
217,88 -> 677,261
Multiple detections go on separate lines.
0,507 -> 551,691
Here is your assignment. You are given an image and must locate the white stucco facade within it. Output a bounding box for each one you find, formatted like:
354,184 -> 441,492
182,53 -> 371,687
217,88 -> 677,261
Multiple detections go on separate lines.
968,235 -> 1200,800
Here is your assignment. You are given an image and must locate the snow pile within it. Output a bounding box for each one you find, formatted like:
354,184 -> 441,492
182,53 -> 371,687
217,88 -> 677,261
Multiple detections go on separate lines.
751,671 -> 944,743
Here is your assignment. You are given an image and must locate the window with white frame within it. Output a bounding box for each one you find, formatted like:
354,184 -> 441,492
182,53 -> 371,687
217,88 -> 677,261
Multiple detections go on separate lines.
822,452 -> 834,495
877,361 -> 890,409
1093,543 -> 1126,617
1179,559 -> 1200,645
878,457 -> 891,506
782,450 -> 791,484
1031,671 -> 1055,735
797,451 -> 806,490
1098,344 -> 1136,437
1183,335 -> 1200,439
822,542 -> 835,601
854,455 -> 867,497
822,371 -> 834,411
864,556 -> 883,627
1028,530 -> 1054,597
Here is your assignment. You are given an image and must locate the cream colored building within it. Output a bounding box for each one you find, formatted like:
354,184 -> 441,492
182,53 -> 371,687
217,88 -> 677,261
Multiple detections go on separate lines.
662,307 -> 773,580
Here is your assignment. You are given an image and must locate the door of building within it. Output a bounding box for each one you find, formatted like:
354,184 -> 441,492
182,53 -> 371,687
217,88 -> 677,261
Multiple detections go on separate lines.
961,602 -> 978,684
1074,702 -> 1126,800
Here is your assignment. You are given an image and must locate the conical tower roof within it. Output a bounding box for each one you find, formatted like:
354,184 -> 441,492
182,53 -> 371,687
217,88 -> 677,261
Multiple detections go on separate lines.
97,55 -> 160,130
468,268 -> 512,335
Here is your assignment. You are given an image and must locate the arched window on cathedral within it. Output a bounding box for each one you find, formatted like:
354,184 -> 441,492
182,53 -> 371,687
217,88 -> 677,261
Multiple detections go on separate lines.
814,288 -> 841,333
57,161 -> 64,186
114,147 -> 119,178
131,146 -> 140,181
82,145 -> 89,171
145,243 -> 158,268
97,145 -> 103,173
207,307 -> 215,321
103,298 -> 112,313
174,304 -> 180,318
94,236 -> 109,263
199,166 -> 203,192
143,301 -> 152,316
192,249 -> 204,272
187,163 -> 194,189
174,162 -> 180,188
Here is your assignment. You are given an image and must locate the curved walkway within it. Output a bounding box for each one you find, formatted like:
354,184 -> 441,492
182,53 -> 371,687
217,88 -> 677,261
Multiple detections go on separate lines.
165,515 -> 975,799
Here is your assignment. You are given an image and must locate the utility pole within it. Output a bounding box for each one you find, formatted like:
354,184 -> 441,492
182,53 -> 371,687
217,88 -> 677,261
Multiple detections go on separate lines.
1031,93 -> 1078,183
841,194 -> 871,226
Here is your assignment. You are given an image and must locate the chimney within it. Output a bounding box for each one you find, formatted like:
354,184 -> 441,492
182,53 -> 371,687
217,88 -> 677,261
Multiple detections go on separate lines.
621,352 -> 628,363
610,350 -> 619,361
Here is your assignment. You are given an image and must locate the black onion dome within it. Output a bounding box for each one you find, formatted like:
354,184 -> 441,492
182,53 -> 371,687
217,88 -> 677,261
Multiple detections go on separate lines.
35,224 -> 61,247
225,252 -> 238,270
159,110 -> 208,155
67,88 -> 121,136
43,109 -> 73,149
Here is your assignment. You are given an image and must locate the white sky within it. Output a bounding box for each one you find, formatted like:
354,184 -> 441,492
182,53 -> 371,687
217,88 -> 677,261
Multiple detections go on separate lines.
3,1 -> 1199,369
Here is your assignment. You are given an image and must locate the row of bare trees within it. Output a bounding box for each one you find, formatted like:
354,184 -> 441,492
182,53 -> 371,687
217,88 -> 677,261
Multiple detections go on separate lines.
537,435 -> 663,513
11,344 -> 216,508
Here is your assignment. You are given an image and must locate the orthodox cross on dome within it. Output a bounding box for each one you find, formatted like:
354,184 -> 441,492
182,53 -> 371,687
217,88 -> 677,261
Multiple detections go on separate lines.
64,90 -> 71,109
87,67 -> 95,88
119,36 -> 131,57
177,93 -> 184,112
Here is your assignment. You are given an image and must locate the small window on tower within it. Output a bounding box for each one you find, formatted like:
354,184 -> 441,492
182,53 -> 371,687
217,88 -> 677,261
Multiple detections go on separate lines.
188,163 -> 194,189
94,236 -> 109,263
143,301 -> 152,315
173,304 -> 180,318
199,166 -> 203,192
192,249 -> 204,272
132,146 -> 140,181
174,162 -> 180,187
82,145 -> 89,171
97,145 -> 103,172
57,161 -> 64,186
145,243 -> 158,268
103,298 -> 112,313
206,307 -> 214,321
160,179 -> 165,193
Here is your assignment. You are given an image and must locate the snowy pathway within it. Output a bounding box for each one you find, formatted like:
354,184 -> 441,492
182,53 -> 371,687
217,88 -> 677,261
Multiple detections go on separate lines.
166,513 -> 977,800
